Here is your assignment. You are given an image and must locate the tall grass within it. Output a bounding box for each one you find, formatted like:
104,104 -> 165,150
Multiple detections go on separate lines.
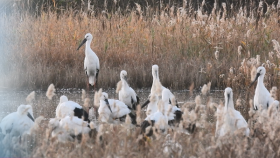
0,2 -> 280,93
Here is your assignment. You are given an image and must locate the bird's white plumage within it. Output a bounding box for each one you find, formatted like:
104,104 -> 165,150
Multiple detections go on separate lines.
146,94 -> 159,116
0,104 -> 34,136
215,87 -> 250,137
144,101 -> 169,131
82,33 -> 100,86
59,116 -> 90,135
253,66 -> 274,110
99,92 -> 131,123
118,70 -> 138,109
151,65 -> 166,96
161,88 -> 181,120
56,95 -> 82,119
48,116 -> 90,142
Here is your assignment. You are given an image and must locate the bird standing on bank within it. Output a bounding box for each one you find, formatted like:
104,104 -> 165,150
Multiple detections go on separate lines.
118,70 -> 139,110
215,87 -> 250,137
250,66 -> 275,110
142,65 -> 178,108
77,33 -> 100,92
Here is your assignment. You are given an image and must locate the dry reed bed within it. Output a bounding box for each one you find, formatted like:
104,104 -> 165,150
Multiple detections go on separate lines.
0,3 -> 280,93
2,89 -> 280,158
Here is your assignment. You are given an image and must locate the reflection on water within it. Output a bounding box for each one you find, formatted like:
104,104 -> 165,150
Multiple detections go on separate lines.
0,89 -> 224,120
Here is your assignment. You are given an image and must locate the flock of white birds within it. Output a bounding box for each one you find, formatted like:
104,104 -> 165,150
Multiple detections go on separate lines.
0,33 -> 279,144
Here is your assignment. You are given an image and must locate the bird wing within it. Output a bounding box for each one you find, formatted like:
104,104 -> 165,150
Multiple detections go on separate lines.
60,116 -> 90,135
129,87 -> 137,102
96,56 -> 100,70
233,110 -> 248,129
58,101 -> 82,118
0,112 -> 16,134
84,57 -> 87,72
108,99 -> 131,118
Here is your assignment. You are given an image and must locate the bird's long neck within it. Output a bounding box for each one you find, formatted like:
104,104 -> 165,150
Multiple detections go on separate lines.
85,40 -> 93,56
225,96 -> 234,110
257,75 -> 265,88
121,78 -> 129,89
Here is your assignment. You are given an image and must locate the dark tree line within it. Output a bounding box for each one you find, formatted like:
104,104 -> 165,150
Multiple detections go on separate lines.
0,0 -> 279,16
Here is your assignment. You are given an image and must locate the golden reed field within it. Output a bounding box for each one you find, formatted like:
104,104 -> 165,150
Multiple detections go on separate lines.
0,0 -> 279,91
1,0 -> 280,157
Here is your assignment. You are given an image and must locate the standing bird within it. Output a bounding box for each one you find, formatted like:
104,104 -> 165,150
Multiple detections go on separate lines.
98,92 -> 136,124
118,70 -> 139,110
150,65 -> 166,96
141,100 -> 169,136
0,104 -> 34,137
215,87 -> 250,137
142,65 -> 178,108
161,88 -> 182,124
250,66 -> 274,110
77,33 -> 100,91
56,95 -> 89,122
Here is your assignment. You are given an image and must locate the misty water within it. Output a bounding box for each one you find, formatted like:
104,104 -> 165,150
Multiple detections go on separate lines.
0,89 -> 224,121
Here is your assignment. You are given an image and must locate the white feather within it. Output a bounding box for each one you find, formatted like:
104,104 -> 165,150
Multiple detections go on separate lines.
0,104 -> 34,136
216,87 -> 250,137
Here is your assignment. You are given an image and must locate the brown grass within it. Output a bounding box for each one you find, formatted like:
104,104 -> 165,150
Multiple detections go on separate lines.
0,2 -> 280,96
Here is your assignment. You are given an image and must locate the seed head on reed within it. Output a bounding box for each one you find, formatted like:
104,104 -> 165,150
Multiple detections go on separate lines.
94,89 -> 103,108
256,55 -> 261,66
89,121 -> 95,129
229,67 -> 234,74
272,39 -> 280,53
246,29 -> 251,38
46,84 -> 56,100
269,52 -> 274,59
81,89 -> 86,101
189,110 -> 197,123
270,87 -> 277,100
31,116 -> 44,132
251,66 -> 257,81
26,91 -> 35,104
238,45 -> 242,56
207,82 -> 211,91
201,85 -> 208,96
189,82 -> 194,96
214,50 -> 219,60
125,114 -> 131,125
136,104 -> 141,125
195,95 -> 202,106
83,98 -> 90,111
116,80 -> 122,93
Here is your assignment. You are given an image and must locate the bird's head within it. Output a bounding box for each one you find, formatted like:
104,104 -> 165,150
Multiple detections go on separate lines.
224,87 -> 233,108
152,65 -> 159,79
120,70 -> 128,82
59,95 -> 68,104
162,88 -> 172,103
77,33 -> 93,50
100,92 -> 113,112
17,104 -> 34,122
250,66 -> 266,87
100,92 -> 108,101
